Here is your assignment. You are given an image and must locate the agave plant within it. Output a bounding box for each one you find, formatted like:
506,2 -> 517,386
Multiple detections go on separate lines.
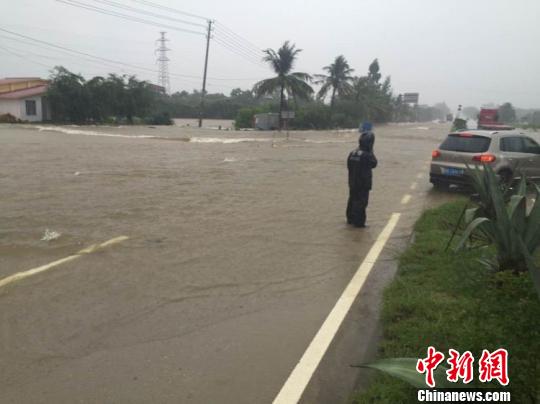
455,164 -> 540,297
354,358 -> 474,389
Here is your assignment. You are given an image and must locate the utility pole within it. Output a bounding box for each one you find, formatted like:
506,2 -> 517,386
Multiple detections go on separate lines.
198,20 -> 213,128
156,31 -> 170,94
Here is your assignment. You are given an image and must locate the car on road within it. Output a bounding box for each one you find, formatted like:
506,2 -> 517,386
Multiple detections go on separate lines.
430,129 -> 540,188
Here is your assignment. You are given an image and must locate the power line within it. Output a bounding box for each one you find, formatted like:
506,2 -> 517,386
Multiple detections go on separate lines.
213,27 -> 265,61
0,28 -> 201,85
0,30 -> 262,84
56,0 -> 206,36
0,42 -> 63,60
214,21 -> 264,54
56,0 -> 271,77
127,0 -> 208,21
212,37 -> 267,70
96,0 -> 268,69
89,0 -> 207,28
0,33 -> 140,73
60,0 -> 266,66
123,0 -> 262,56
0,45 -> 53,69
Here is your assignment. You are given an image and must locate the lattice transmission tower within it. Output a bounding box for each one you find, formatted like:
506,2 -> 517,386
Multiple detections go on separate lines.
155,31 -> 170,94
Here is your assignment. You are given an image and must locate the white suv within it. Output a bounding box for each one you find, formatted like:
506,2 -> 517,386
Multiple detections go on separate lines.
430,130 -> 540,188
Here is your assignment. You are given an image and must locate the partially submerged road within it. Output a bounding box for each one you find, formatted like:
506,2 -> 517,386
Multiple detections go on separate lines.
0,122 -> 454,403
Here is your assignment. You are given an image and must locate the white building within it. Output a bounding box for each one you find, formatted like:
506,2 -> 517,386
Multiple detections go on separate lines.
0,78 -> 50,122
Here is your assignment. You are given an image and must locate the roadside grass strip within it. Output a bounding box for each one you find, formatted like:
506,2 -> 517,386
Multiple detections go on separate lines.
352,201 -> 540,403
0,236 -> 129,289
274,213 -> 401,404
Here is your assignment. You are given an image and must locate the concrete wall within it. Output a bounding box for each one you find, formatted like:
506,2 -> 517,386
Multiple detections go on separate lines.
0,99 -> 20,117
0,96 -> 44,122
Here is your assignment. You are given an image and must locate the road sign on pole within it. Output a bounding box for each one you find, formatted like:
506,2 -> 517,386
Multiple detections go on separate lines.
281,111 -> 295,119
403,93 -> 419,104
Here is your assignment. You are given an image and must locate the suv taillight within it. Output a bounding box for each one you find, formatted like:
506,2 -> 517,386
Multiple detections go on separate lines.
432,150 -> 441,158
472,154 -> 496,163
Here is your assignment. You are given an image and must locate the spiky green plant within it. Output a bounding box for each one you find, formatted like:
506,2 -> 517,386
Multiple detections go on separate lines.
354,358 -> 475,389
455,164 -> 540,297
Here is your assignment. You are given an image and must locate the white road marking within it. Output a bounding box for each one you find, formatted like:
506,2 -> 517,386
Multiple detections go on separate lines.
410,182 -> 418,191
416,173 -> 424,179
273,213 -> 401,404
0,236 -> 129,289
401,194 -> 412,205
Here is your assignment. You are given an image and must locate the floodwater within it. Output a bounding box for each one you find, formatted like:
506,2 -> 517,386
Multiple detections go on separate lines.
0,121 -> 455,403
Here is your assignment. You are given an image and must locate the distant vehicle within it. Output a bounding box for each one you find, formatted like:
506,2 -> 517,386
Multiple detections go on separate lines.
430,130 -> 540,188
477,108 -> 514,130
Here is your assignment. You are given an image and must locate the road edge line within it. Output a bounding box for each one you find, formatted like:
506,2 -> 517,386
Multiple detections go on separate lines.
273,213 -> 401,404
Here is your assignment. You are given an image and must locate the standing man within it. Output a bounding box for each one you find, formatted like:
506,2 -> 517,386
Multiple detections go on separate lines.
346,123 -> 377,227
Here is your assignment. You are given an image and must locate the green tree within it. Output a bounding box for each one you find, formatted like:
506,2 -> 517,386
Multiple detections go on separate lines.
86,76 -> 111,122
350,74 -> 393,122
125,76 -> 155,123
314,55 -> 354,115
368,58 -> 382,84
47,66 -> 161,124
253,41 -> 313,129
47,66 -> 88,123
498,102 -> 516,123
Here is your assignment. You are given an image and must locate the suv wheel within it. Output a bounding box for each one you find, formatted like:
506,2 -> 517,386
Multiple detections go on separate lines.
432,180 -> 449,190
498,169 -> 513,185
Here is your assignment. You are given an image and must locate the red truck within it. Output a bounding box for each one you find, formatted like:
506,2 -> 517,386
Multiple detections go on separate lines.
477,108 -> 514,130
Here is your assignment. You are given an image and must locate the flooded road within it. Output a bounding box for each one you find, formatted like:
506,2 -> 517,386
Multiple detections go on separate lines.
0,122 -> 455,403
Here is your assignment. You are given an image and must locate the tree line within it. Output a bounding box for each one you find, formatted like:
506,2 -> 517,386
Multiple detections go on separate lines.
47,66 -> 171,124
249,41 -> 396,129
49,42 -> 530,129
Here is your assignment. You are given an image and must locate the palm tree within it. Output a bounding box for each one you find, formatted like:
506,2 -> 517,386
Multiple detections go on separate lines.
351,74 -> 393,122
315,55 -> 354,113
253,41 -> 313,129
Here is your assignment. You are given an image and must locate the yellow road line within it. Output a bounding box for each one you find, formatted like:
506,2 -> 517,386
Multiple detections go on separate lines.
0,236 -> 129,289
273,213 -> 401,404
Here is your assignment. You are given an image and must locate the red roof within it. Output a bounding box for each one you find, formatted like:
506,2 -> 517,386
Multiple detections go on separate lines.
0,77 -> 43,85
0,84 -> 48,99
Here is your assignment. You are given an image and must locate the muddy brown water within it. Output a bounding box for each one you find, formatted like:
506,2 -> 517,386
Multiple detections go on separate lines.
0,122 -> 456,403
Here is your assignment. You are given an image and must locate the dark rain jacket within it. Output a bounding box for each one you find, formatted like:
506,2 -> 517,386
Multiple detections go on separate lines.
347,134 -> 378,192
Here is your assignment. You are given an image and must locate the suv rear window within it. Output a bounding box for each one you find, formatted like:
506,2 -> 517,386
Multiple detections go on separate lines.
439,134 -> 491,153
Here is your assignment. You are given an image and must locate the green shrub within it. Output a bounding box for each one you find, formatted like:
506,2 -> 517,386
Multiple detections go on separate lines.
291,103 -> 331,129
145,112 -> 173,125
234,107 -> 258,129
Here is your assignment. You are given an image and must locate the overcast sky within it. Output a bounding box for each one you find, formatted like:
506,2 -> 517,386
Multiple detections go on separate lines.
1,0 -> 539,109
